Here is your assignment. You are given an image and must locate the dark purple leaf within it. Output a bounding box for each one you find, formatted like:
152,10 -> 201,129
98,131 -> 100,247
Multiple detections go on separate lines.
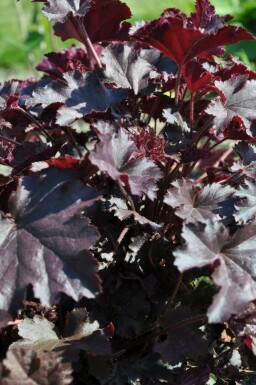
154,307 -> 208,364
190,0 -> 232,32
131,126 -> 166,163
164,179 -> 234,222
174,220 -> 256,322
234,141 -> 256,165
1,348 -> 73,385
230,142 -> 256,181
0,81 -> 21,111
93,279 -> 151,338
230,302 -> 256,356
206,76 -> 256,136
88,355 -> 114,382
183,59 -> 213,93
215,55 -> 256,82
11,141 -> 63,175
0,168 -> 101,315
36,46 -> 91,78
131,4 -> 254,67
52,0 -> 131,44
179,146 -> 210,164
103,353 -> 172,385
89,128 -> 162,200
26,70 -> 128,125
139,47 -> 178,75
173,364 -> 210,385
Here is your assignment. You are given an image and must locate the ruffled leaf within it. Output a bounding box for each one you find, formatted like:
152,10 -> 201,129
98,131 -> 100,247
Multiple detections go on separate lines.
206,76 -> 256,136
164,179 -> 234,222
174,220 -> 256,322
89,128 -> 161,200
1,348 -> 73,385
0,169 -> 101,316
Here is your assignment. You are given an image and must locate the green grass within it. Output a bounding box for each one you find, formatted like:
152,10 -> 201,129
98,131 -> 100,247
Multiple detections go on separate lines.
126,0 -> 194,20
0,0 -> 255,81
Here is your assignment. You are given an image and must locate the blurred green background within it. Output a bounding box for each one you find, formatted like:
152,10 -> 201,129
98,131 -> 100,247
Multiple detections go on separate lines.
0,0 -> 256,81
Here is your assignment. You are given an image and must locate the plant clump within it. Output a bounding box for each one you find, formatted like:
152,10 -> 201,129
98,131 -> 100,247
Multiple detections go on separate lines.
0,0 -> 256,384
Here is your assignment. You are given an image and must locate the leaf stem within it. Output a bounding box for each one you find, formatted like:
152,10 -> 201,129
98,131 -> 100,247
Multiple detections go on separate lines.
116,177 -> 136,212
145,97 -> 159,127
117,226 -> 131,244
175,66 -> 182,107
190,117 -> 213,146
16,107 -> 66,156
0,135 -> 21,146
65,126 -> 83,158
189,93 -> 194,136
114,313 -> 207,355
152,162 -> 180,221
182,161 -> 197,178
79,18 -> 102,69
158,162 -> 180,199
201,133 -> 214,150
208,137 -> 228,151
222,169 -> 243,186
194,147 -> 234,184
164,272 -> 183,312
161,314 -> 207,336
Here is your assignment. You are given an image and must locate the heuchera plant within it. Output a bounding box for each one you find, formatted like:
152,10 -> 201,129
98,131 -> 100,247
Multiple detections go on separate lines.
1,0 -> 256,383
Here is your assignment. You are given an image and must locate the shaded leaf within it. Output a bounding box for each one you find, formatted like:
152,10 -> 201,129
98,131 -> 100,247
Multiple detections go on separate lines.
88,355 -> 114,382
172,364 -> 210,385
0,168 -> 101,315
63,307 -> 99,337
0,81 -> 21,111
36,46 -> 91,78
234,141 -> 256,165
230,302 -> 256,356
1,348 -> 73,385
11,141 -> 62,175
92,279 -> 151,338
154,307 -> 208,364
104,352 -> 173,385
26,70 -> 128,126
174,220 -> 256,322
